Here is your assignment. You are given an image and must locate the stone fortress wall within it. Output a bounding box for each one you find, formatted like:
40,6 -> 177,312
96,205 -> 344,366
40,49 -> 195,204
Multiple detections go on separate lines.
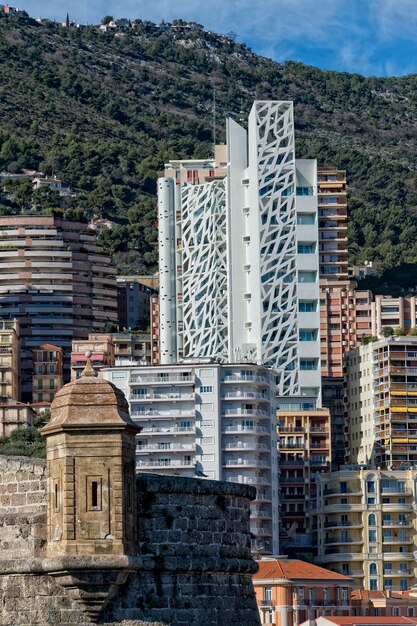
0,456 -> 260,626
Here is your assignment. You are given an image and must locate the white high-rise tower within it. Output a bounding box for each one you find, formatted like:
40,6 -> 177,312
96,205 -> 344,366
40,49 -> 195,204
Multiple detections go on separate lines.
158,101 -> 321,406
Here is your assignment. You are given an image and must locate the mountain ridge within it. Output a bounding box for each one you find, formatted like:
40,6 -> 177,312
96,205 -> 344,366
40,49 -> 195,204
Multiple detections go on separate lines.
1,11 -> 417,289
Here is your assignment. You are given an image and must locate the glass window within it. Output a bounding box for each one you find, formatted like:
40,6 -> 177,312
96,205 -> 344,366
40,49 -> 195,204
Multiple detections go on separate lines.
370,579 -> 378,590
368,514 -> 376,526
369,563 -> 377,575
299,271 -> 317,283
299,329 -> 318,341
300,359 -> 318,370
200,386 -> 213,393
368,529 -> 377,542
264,587 -> 272,602
299,301 -> 317,312
298,242 -> 316,254
297,213 -> 315,225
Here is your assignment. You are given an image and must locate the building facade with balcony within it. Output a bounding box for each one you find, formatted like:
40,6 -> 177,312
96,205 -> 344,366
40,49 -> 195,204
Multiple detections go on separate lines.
0,216 -> 117,400
277,408 -> 331,552
112,332 -> 152,365
32,343 -> 63,403
103,362 -> 279,555
0,319 -> 20,402
116,277 -> 158,331
345,336 -> 417,468
314,468 -> 417,591
159,101 -> 321,406
253,558 -> 353,626
71,335 -> 115,380
150,294 -> 160,364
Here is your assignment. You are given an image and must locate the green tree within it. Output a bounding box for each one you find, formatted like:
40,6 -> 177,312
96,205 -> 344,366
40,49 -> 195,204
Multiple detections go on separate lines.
381,326 -> 395,338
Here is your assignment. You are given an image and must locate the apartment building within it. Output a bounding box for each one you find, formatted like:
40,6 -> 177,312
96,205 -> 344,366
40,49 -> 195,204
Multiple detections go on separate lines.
159,101 -> 321,405
32,344 -> 63,403
314,468 -> 417,591
318,167 -> 348,288
0,401 -> 35,437
112,332 -> 152,365
0,319 -> 19,402
0,216 -> 117,400
345,336 -> 417,468
351,589 -> 417,618
150,294 -> 160,364
253,558 -> 353,626
163,144 -> 227,184
277,408 -> 331,551
372,295 -> 417,335
71,335 -> 115,380
116,277 -> 158,331
103,362 -> 279,555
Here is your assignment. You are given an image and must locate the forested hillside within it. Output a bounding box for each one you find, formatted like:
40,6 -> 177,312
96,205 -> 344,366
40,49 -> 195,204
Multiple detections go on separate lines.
2,11 -> 417,288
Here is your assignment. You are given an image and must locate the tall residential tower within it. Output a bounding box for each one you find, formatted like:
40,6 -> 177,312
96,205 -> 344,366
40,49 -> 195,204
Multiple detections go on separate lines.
158,101 -> 321,406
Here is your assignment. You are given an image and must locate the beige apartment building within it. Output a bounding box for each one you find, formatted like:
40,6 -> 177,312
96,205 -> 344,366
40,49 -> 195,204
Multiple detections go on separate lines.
163,144 -> 227,185
0,319 -> 20,402
345,336 -> 417,468
32,344 -> 64,403
314,468 -> 417,592
277,408 -> 331,551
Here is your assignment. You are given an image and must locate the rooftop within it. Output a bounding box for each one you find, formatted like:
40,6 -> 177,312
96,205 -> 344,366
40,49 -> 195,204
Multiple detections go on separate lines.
253,559 -> 353,582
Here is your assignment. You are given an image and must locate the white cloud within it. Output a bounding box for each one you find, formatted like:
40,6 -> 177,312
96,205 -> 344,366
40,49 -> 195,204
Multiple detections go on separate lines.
368,0 -> 417,42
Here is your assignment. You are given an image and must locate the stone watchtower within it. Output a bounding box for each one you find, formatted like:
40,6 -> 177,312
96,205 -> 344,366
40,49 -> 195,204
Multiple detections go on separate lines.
40,357 -> 141,620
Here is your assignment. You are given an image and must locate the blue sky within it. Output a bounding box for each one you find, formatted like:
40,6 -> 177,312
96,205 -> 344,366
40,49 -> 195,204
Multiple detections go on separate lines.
15,0 -> 417,77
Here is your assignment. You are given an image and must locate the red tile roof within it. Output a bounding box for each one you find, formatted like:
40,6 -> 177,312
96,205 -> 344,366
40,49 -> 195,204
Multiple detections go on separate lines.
35,343 -> 62,350
253,559 -> 353,582
352,589 -> 417,601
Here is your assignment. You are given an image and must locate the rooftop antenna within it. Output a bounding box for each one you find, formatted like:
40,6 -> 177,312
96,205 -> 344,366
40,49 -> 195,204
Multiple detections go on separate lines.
239,97 -> 244,123
212,85 -> 216,156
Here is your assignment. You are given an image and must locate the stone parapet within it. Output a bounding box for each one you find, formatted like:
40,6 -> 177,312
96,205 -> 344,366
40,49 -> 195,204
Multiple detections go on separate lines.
0,456 -> 260,625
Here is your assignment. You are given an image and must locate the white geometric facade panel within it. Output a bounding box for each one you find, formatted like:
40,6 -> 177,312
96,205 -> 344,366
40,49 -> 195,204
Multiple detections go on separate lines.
254,101 -> 299,395
178,180 -> 229,360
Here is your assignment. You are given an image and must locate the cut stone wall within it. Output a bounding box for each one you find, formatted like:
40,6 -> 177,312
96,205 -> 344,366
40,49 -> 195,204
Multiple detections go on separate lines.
0,457 -> 260,625
0,456 -> 46,514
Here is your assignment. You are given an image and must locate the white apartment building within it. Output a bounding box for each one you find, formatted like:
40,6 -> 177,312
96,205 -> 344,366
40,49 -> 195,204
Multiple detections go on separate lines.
158,101 -> 321,406
103,361 -> 279,555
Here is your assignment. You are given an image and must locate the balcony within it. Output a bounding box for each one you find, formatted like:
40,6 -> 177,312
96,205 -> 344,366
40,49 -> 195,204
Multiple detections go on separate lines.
324,536 -> 363,545
223,459 -> 270,468
137,443 -> 195,452
130,375 -> 194,385
132,409 -> 195,419
223,408 -> 269,418
382,536 -> 412,544
384,569 -> 413,577
136,459 -> 194,468
382,520 -> 412,527
222,391 -> 268,400
222,425 -> 270,434
222,374 -> 268,384
140,426 -> 195,435
130,393 -> 195,401
223,442 -> 270,451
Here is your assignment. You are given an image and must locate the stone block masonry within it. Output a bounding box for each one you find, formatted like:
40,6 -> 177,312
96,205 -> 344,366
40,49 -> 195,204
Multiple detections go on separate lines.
0,456 -> 260,625
0,456 -> 46,514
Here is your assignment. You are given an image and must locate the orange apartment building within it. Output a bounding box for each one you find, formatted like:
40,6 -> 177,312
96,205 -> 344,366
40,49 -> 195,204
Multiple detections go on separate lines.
277,408 -> 331,551
253,558 -> 353,626
352,590 -> 417,619
32,344 -> 64,404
